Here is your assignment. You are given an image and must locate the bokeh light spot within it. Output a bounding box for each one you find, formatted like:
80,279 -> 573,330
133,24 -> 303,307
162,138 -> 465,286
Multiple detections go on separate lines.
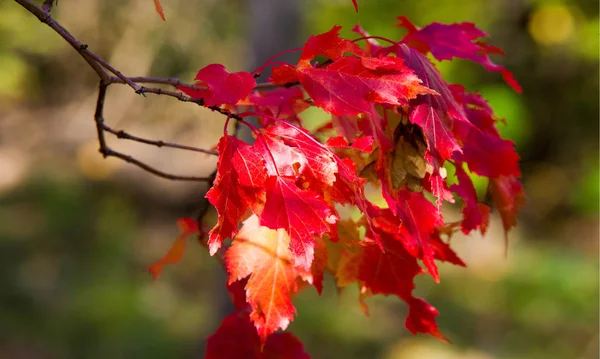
528,4 -> 575,45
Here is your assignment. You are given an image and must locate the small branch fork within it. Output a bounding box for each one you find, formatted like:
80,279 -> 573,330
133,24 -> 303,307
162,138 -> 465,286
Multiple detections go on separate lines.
14,0 -> 243,182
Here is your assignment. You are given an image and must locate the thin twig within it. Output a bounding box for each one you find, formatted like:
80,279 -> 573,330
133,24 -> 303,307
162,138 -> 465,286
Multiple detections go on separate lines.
93,82 -> 212,182
15,0 -> 109,81
101,125 -> 219,156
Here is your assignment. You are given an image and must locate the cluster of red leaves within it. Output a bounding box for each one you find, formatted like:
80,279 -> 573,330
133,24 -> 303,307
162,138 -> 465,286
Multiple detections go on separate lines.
150,8 -> 524,359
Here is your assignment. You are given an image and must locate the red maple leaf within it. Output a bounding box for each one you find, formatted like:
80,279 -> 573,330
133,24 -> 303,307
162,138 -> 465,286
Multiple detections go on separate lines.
358,224 -> 445,339
298,55 -> 434,116
405,297 -> 447,341
295,26 -> 434,116
451,85 -> 521,178
396,44 -> 469,163
490,176 -> 525,241
395,190 -> 443,282
454,123 -> 521,178
206,135 -> 250,255
249,87 -> 308,126
260,175 -> 336,270
450,164 -> 491,234
424,171 -> 455,209
269,63 -> 299,85
205,313 -> 309,359
429,231 -> 466,266
225,215 -> 308,343
178,64 -> 256,106
397,16 -> 521,92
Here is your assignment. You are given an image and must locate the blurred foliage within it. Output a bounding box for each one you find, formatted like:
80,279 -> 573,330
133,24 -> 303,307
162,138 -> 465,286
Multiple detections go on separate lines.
1,0 -> 598,358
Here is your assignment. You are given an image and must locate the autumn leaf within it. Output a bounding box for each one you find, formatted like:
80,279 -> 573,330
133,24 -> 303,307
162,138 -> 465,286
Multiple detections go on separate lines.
360,230 -> 422,300
298,55 -> 435,116
429,231 -> 466,266
153,0 -> 165,21
450,164 -> 491,234
397,16 -> 521,92
148,218 -> 198,279
490,176 -> 525,242
405,297 -> 447,341
225,215 -> 307,343
260,175 -> 337,270
395,190 -> 443,282
206,135 -> 250,255
206,313 -> 310,359
178,64 -> 256,106
269,63 -> 299,85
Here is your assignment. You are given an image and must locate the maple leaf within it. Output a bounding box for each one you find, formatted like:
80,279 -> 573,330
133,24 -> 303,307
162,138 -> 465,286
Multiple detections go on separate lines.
298,54 -> 435,116
153,0 -> 165,21
269,63 -> 299,85
454,122 -> 521,178
178,64 -> 256,106
450,164 -> 491,234
260,175 -> 336,270
263,124 -> 338,188
147,217 -> 198,279
490,176 -> 525,242
424,172 -> 454,209
405,297 -> 447,341
249,87 -> 308,126
450,86 -> 521,178
206,135 -> 250,255
298,25 -> 366,67
395,44 -> 470,163
358,225 -> 445,339
359,230 -> 422,300
205,313 -> 309,359
295,26 -> 434,116
395,190 -> 443,282
226,215 -> 310,342
397,16 -> 522,92
429,231 -> 466,266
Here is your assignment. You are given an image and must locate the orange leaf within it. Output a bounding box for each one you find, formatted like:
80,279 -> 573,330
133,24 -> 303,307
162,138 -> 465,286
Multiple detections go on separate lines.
225,215 -> 308,344
153,0 -> 166,21
148,217 -> 198,279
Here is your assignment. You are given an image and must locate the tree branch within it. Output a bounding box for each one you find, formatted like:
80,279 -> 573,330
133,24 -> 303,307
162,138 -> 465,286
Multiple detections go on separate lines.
94,82 -> 213,182
14,0 -> 221,182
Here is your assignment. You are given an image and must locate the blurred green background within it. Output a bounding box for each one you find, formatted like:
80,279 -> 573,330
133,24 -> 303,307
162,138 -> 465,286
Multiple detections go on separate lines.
0,0 -> 598,358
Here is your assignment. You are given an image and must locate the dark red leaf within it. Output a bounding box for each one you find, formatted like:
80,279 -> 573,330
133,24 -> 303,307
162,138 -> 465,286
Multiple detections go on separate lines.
397,16 -> 521,92
490,176 -> 525,239
395,190 -> 443,282
405,297 -> 447,341
205,313 -> 310,359
450,164 -> 490,234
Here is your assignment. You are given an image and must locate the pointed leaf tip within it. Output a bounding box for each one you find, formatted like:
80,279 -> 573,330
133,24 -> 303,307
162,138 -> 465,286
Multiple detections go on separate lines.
352,0 -> 359,12
153,0 -> 166,21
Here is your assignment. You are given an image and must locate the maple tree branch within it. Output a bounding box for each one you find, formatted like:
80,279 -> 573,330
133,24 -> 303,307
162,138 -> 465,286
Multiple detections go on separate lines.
41,0 -> 54,13
94,82 -> 213,182
14,0 -> 222,181
15,0 -> 109,81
